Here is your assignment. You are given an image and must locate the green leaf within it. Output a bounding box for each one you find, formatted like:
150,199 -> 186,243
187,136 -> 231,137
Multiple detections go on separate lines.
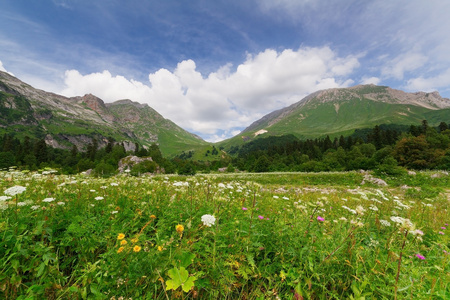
178,251 -> 195,268
182,275 -> 196,292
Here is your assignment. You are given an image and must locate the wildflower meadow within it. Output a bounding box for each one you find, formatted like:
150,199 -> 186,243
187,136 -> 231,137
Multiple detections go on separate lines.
0,169 -> 449,299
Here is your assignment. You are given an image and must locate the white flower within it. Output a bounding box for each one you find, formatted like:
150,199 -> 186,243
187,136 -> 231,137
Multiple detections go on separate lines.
42,198 -> 55,203
111,211 -> 118,214
201,214 -> 216,227
110,182 -> 119,186
95,196 -> 104,201
31,205 -> 40,210
57,202 -> 65,205
90,190 -> 96,192
4,185 -> 26,196
369,205 -> 378,211
380,220 -> 391,227
17,202 -> 27,207
0,196 -> 11,201
390,216 -> 414,230
273,195 -> 279,199
355,205 -> 366,215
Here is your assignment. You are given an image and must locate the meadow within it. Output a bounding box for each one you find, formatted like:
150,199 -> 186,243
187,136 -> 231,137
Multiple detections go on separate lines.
0,169 -> 448,299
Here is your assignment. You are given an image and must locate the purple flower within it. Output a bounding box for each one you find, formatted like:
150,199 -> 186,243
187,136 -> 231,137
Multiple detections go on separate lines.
258,215 -> 264,220
415,254 -> 426,260
317,216 -> 324,222
441,227 -> 446,230
439,231 -> 444,235
242,207 -> 248,211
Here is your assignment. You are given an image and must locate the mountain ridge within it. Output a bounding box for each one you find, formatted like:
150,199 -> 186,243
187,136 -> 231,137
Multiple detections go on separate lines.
0,71 -> 206,156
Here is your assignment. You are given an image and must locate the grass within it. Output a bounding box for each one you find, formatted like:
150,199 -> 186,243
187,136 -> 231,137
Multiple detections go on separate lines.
0,170 -> 448,299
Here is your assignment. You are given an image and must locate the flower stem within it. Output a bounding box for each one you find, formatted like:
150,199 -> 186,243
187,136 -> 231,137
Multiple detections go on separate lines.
394,230 -> 408,300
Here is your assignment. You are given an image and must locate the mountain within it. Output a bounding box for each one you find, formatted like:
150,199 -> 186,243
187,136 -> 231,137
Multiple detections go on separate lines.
0,71 -> 207,156
219,84 -> 450,148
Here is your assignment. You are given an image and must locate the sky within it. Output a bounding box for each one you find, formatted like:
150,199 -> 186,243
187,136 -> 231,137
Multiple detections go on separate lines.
1,0 -> 450,142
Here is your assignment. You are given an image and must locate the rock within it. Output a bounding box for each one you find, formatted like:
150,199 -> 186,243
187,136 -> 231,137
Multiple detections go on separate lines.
118,155 -> 153,173
362,175 -> 387,186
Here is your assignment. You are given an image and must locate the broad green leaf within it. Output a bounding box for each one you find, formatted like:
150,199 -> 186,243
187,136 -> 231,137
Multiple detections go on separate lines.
181,275 -> 197,292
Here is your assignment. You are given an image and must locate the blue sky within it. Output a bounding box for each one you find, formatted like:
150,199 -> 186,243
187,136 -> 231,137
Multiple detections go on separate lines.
1,0 -> 450,141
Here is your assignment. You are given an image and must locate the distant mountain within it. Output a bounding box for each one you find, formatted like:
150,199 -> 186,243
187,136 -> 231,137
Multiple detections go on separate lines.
0,71 -> 207,156
220,84 -> 450,147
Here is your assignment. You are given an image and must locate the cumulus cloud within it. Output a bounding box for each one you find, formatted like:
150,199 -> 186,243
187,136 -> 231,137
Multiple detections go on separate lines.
61,46 -> 359,141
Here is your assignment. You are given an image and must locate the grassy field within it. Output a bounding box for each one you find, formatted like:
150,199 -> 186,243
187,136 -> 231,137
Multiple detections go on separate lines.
0,170 -> 448,299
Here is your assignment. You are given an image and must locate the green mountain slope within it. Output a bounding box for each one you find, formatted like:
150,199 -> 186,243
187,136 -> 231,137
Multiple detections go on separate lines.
218,85 -> 450,149
0,71 -> 207,156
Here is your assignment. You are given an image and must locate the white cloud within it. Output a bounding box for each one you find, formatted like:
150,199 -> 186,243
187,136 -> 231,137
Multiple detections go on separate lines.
360,76 -> 380,85
381,52 -> 428,80
61,46 -> 359,141
405,69 -> 450,93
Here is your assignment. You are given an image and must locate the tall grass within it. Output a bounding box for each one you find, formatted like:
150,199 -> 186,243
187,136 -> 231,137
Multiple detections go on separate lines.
0,170 -> 448,299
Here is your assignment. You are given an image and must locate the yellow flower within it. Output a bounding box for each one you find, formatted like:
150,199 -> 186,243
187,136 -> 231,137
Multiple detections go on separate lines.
120,240 -> 128,246
117,246 -> 124,253
157,246 -> 163,252
133,245 -> 142,252
131,237 -> 139,243
150,215 -> 156,219
176,224 -> 184,234
117,233 -> 125,240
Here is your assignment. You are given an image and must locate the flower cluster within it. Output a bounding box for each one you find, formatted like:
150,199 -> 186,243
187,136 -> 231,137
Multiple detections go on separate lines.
4,185 -> 26,196
201,214 -> 216,227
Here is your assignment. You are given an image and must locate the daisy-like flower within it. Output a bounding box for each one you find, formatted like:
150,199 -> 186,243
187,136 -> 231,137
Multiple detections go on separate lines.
4,186 -> 26,196
133,245 -> 142,252
176,224 -> 184,234
201,214 -> 216,227
117,233 -> 125,240
117,247 -> 124,253
120,240 -> 128,246
131,237 -> 139,243
157,246 -> 163,251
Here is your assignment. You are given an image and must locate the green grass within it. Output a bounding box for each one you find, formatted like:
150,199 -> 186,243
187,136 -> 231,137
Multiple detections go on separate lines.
0,171 -> 448,299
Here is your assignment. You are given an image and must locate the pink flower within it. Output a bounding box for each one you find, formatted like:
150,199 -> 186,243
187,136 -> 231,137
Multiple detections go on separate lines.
317,216 -> 324,222
258,215 -> 264,220
441,227 -> 446,230
415,254 -> 425,260
242,207 -> 248,211
439,231 -> 444,235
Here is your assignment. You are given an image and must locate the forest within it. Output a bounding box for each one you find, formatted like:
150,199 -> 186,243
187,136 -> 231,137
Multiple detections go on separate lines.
0,120 -> 449,176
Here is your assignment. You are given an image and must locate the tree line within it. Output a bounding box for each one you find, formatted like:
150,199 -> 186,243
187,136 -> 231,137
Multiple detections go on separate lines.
1,120 -> 449,175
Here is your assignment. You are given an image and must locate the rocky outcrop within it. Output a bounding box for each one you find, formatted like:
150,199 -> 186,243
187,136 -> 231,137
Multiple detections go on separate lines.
118,155 -> 153,173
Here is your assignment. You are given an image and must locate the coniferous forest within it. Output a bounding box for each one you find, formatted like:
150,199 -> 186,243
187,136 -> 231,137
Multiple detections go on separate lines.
1,120 -> 449,176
